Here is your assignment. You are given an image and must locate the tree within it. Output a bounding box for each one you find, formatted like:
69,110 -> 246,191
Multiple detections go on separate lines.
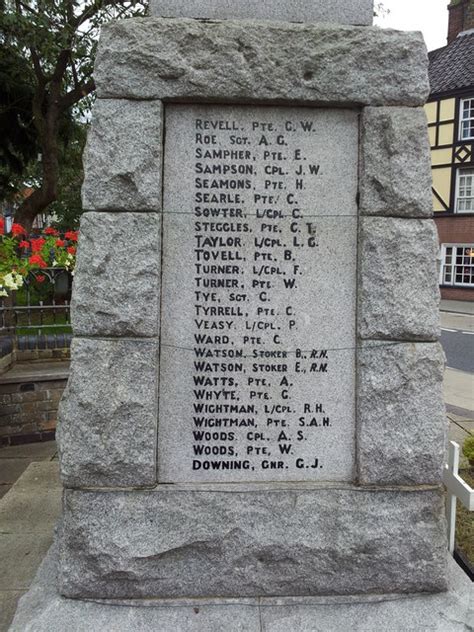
0,45 -> 39,198
0,0 -> 146,231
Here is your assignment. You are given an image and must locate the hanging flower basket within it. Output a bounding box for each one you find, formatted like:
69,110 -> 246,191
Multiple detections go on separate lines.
0,219 -> 78,297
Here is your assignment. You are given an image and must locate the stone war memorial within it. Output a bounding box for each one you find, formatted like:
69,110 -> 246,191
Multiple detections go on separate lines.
11,0 -> 473,630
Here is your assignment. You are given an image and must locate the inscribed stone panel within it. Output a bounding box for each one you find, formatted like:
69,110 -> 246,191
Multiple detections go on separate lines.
158,105 -> 358,483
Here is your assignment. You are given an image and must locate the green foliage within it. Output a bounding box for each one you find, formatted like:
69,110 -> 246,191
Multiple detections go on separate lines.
462,436 -> 474,462
0,46 -> 39,197
0,0 -> 147,224
21,119 -> 88,230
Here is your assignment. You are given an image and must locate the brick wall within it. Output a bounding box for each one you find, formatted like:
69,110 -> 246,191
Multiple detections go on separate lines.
448,0 -> 474,43
0,376 -> 68,446
441,286 -> 474,300
436,215 -> 474,301
435,215 -> 474,243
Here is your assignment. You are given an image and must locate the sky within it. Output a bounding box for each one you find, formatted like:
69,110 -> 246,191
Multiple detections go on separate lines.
374,0 -> 449,52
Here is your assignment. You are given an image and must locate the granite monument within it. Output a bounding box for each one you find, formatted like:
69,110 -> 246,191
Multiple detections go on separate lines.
11,1 -> 473,629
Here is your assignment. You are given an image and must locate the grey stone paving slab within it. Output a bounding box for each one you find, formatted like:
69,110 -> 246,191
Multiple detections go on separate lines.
150,0 -> 374,24
57,338 -> 158,488
10,547 -> 473,632
0,533 -> 53,591
0,482 -> 60,535
0,441 -> 57,461
0,462 -> 61,631
360,107 -> 433,218
0,485 -> 11,499
358,218 -> 440,341
448,423 -> 469,460
94,19 -> 429,106
59,487 -> 446,599
0,460 -> 29,485
5,461 -> 60,493
453,419 -> 474,434
82,99 -> 163,211
72,212 -> 161,337
0,590 -> 25,632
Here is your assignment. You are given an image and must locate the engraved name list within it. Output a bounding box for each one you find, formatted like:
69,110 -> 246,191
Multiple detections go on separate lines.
159,105 -> 359,484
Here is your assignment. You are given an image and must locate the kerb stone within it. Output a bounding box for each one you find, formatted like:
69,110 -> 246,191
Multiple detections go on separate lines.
150,0 -> 374,25
59,487 -> 447,599
94,19 -> 429,106
57,338 -> 158,488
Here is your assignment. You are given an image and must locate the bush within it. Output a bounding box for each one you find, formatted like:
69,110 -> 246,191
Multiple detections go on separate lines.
462,436 -> 474,464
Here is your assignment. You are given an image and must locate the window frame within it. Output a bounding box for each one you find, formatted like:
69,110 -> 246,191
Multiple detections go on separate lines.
459,98 -> 474,141
455,167 -> 474,213
440,244 -> 474,287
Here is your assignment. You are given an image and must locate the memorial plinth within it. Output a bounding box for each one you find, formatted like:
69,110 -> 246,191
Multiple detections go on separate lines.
13,0 -> 467,628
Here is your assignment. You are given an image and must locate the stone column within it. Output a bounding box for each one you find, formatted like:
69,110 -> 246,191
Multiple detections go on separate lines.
56,0 -> 448,601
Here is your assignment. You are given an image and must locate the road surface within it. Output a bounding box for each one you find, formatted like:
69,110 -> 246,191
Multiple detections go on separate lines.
441,328 -> 474,373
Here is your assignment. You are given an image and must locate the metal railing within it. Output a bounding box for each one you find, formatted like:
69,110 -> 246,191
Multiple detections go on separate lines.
0,300 -> 71,333
0,268 -> 72,351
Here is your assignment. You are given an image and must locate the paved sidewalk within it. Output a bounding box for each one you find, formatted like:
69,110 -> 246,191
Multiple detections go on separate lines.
0,441 -> 57,500
444,368 -> 474,418
440,299 -> 474,315
0,459 -> 61,631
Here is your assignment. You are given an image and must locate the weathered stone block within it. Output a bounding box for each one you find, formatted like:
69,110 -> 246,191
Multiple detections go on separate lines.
360,107 -> 433,218
72,213 -> 160,337
59,487 -> 447,599
11,546 -> 474,632
82,99 -> 163,211
357,341 -> 447,485
94,19 -> 429,106
57,338 -> 158,488
358,218 -> 440,341
150,0 -> 374,25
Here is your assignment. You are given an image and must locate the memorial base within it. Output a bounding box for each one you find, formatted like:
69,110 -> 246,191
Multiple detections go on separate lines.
10,545 -> 473,632
58,486 -> 448,599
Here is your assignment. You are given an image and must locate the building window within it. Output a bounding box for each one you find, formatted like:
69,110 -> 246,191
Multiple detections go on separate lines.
441,245 -> 474,287
455,168 -> 474,212
460,98 -> 474,140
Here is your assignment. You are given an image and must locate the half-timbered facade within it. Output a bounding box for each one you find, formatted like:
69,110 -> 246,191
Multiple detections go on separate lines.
426,0 -> 474,301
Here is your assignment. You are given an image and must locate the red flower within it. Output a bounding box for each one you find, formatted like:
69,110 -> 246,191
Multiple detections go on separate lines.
44,227 -> 58,236
35,274 -> 46,283
11,223 -> 27,236
67,246 -> 76,255
0,217 -> 4,235
19,240 -> 30,249
30,238 -> 46,253
29,254 -> 47,268
55,239 -> 65,247
65,230 -> 78,242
